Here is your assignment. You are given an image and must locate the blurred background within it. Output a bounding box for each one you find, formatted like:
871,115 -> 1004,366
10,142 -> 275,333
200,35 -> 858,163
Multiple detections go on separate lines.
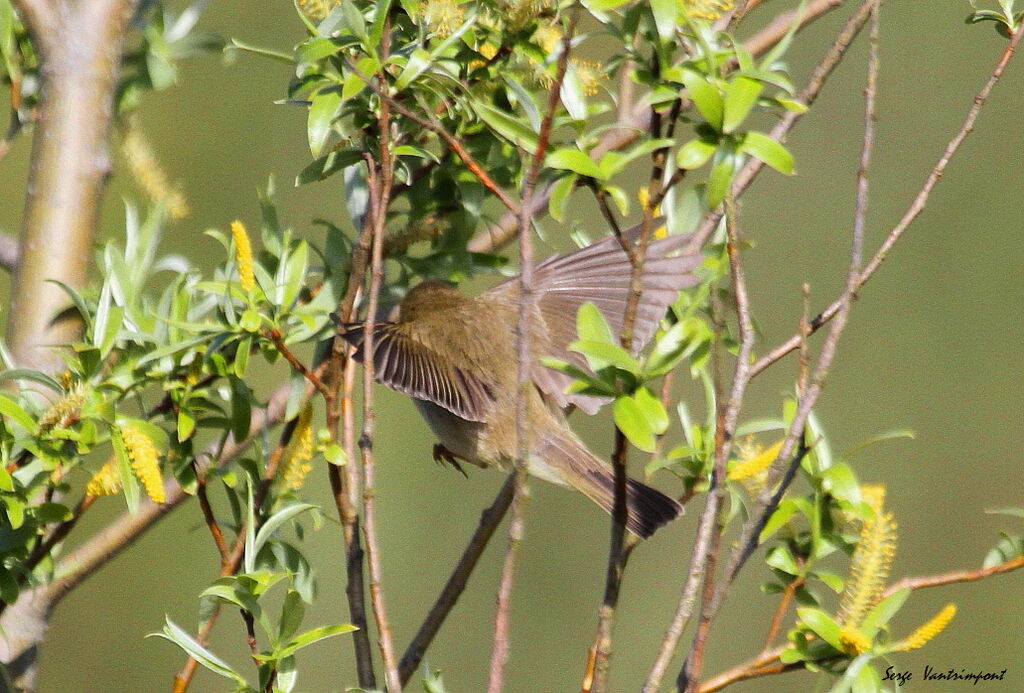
0,1 -> 1021,691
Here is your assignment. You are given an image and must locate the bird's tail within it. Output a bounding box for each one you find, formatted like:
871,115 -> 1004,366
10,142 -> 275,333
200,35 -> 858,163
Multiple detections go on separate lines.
533,430 -> 682,539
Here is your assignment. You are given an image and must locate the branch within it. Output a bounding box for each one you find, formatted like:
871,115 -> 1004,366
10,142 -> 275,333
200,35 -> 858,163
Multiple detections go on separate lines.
749,15 -> 1024,378
467,0 -> 846,256
399,475 -> 515,685
486,20 -> 574,693
885,555 -> 1024,596
6,0 -> 140,372
676,192 -> 757,693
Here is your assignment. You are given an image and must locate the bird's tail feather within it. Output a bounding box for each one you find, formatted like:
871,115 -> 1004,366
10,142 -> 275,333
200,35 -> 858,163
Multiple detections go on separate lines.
535,430 -> 682,539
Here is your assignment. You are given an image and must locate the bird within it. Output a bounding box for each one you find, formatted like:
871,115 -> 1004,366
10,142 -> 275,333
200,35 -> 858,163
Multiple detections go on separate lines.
338,231 -> 702,538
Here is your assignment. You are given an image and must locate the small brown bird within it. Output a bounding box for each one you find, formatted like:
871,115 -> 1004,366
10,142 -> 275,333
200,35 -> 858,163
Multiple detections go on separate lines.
340,232 -> 701,538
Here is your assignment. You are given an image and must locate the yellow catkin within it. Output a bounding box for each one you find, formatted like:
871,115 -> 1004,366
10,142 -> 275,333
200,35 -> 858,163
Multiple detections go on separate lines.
571,58 -> 603,96
533,24 -> 562,54
37,387 -> 86,429
281,405 -> 315,490
636,188 -> 668,239
860,484 -> 886,514
296,0 -> 341,22
728,439 -> 783,482
839,627 -> 872,655
838,510 -> 897,628
121,426 -> 165,504
230,220 -> 256,293
85,458 -> 122,497
419,0 -> 464,37
892,604 -> 957,652
121,124 -> 190,220
681,0 -> 734,21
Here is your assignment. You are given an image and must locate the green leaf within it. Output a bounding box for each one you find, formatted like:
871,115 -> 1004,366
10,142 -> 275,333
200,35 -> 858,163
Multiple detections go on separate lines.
0,395 -> 38,434
576,302 -> 616,345
796,607 -> 843,651
111,425 -> 141,515
822,464 -> 860,504
570,340 -> 639,373
984,531 -> 1024,568
394,47 -> 432,91
705,156 -> 735,209
740,132 -> 795,175
614,395 -> 656,453
278,590 -> 306,643
229,376 -> 252,441
860,587 -> 909,639
368,0 -> 393,48
759,499 -> 798,541
766,544 -> 799,575
253,503 -> 318,556
545,149 -> 606,180
0,369 -> 63,392
472,102 -> 538,152
295,148 -> 363,185
722,77 -> 763,133
682,70 -> 724,131
149,618 -> 247,683
634,387 -> 669,435
549,174 -> 578,222
276,624 -> 358,659
676,138 -> 717,170
650,0 -> 677,41
307,87 -> 343,157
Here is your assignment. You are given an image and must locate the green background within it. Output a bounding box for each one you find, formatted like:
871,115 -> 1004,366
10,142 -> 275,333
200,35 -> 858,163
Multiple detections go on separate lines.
0,1 -> 1021,691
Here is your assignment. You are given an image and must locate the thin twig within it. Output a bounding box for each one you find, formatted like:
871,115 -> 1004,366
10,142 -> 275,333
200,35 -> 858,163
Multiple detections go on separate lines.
359,65 -> 402,691
885,555 -> 1024,596
346,61 -> 520,215
675,191 -> 757,693
192,460 -> 230,565
684,0 -> 877,256
264,328 -> 331,397
763,575 -> 803,648
399,475 -> 516,685
487,18 -> 575,693
750,15 -> 1024,378
467,0 -> 847,256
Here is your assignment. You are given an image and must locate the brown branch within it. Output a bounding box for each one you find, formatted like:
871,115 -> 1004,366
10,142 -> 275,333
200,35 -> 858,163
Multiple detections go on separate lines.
885,556 -> 1024,596
488,18 -> 576,693
749,14 -> 1024,378
742,0 -> 844,58
676,192 -> 757,693
192,461 -> 230,565
346,61 -> 520,215
399,475 -> 516,685
764,576 -> 803,648
357,47 -> 402,691
324,193 -> 377,688
684,0 -> 877,257
467,0 -> 846,256
17,495 -> 95,583
264,328 -> 331,397
6,0 -> 140,373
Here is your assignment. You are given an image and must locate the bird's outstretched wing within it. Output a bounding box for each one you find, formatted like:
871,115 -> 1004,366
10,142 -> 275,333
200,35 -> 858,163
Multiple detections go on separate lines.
488,232 -> 702,414
339,322 -> 495,422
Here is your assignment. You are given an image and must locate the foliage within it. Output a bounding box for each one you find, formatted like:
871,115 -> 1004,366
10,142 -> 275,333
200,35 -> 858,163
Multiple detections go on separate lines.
0,0 -> 1021,691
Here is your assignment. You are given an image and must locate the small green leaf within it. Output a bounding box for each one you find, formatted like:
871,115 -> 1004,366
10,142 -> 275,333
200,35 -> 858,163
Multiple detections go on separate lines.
278,590 -> 306,643
276,624 -> 358,659
722,76 -> 763,133
576,303 -> 616,345
149,618 -> 247,683
705,156 -> 735,209
740,132 -> 795,175
394,47 -> 432,91
570,340 -> 639,373
549,173 -> 578,222
860,587 -> 910,638
253,503 -> 318,556
650,0 -> 677,41
614,395 -> 656,453
796,607 -> 843,651
307,87 -> 343,157
545,149 -> 606,180
766,544 -> 799,575
682,70 -> 724,131
676,138 -> 717,170
0,395 -> 39,434
634,387 -> 669,435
